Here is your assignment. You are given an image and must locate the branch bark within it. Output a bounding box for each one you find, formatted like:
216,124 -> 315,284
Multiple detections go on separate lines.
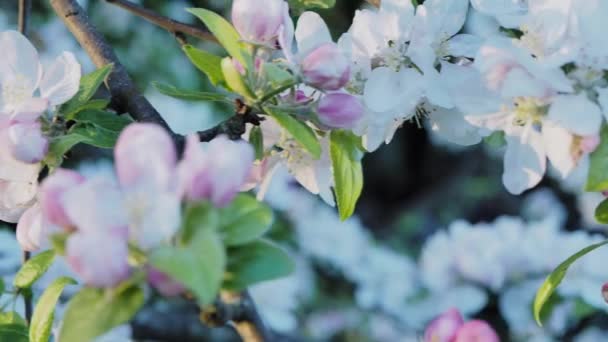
201,291 -> 273,342
105,0 -> 217,43
49,0 -> 181,145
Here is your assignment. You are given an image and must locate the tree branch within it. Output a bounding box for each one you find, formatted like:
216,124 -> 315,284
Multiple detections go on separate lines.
49,0 -> 181,145
18,0 -> 33,324
105,0 -> 217,43
201,291 -> 273,342
198,100 -> 262,142
365,0 -> 381,7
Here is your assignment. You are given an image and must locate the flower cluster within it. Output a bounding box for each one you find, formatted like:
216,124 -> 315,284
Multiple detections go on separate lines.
16,123 -> 253,288
0,30 -> 81,222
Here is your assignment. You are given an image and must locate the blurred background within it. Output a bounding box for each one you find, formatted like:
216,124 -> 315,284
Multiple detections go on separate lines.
2,0 -> 608,341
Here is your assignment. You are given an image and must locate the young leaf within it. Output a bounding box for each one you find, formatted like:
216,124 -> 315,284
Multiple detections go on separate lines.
262,63 -> 294,88
0,323 -> 28,342
29,277 -> 77,342
180,201 -> 219,244
221,57 -> 255,99
224,239 -> 294,290
586,126 -> 608,191
44,134 -> 89,170
595,198 -> 608,223
249,126 -> 264,160
14,250 -> 55,289
61,64 -> 113,119
152,82 -> 231,103
150,229 -> 226,305
288,0 -> 336,10
58,285 -> 144,342
330,130 -> 364,220
72,110 -> 133,132
182,45 -> 225,86
265,107 -> 322,159
218,194 -> 273,246
187,8 -> 251,68
533,240 -> 608,326
0,312 -> 25,326
68,122 -> 122,149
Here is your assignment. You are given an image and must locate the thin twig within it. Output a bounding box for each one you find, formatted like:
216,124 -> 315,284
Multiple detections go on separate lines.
18,0 -> 33,324
198,100 -> 262,142
105,0 -> 217,43
18,0 -> 32,35
49,0 -> 181,145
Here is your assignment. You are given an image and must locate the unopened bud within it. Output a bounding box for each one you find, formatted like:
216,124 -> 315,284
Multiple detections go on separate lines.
317,93 -> 363,129
232,0 -> 287,45
301,42 -> 350,91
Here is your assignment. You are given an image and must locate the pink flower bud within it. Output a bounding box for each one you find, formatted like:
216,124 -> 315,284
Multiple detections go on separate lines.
178,135 -> 254,207
7,120 -> 48,163
66,231 -> 130,288
453,320 -> 500,342
40,168 -> 85,228
301,42 -> 350,91
581,135 -> 601,154
317,93 -> 364,129
424,308 -> 465,342
148,267 -> 185,297
232,0 -> 287,45
602,282 -> 608,303
115,123 -> 177,190
16,204 -> 53,252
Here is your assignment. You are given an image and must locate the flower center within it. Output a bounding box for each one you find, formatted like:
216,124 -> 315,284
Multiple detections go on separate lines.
1,74 -> 31,108
511,97 -> 547,126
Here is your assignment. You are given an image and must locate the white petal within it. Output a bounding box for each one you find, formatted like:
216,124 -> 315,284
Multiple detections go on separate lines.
39,52 -> 82,106
502,128 -> 546,195
430,107 -> 483,146
363,67 -> 422,114
424,68 -> 453,108
548,94 -> 602,136
0,30 -> 41,99
426,0 -> 469,37
542,123 -> 575,178
447,34 -> 483,58
295,12 -> 332,55
0,125 -> 41,182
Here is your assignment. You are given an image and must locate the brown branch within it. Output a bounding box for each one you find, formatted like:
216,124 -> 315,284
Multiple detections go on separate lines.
105,0 -> 217,43
198,100 -> 262,142
49,0 -> 181,145
201,291 -> 273,342
365,0 -> 381,7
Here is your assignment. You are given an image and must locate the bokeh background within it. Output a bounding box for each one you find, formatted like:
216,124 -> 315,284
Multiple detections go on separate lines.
2,0 -> 608,341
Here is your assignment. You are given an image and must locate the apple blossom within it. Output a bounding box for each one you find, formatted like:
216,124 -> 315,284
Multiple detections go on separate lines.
39,168 -> 85,228
423,308 -> 464,342
178,134 -> 254,207
453,320 -> 500,342
300,42 -> 350,91
114,123 -> 181,250
231,0 -> 287,46
316,93 -> 363,129
16,204 -> 49,252
66,231 -> 130,288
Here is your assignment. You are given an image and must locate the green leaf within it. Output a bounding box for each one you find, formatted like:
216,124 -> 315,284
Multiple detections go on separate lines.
249,126 -> 264,160
288,0 -> 336,10
330,130 -> 364,220
218,194 -> 273,246
152,81 -> 230,103
595,198 -> 608,223
50,233 -> 69,256
183,45 -> 225,86
44,134 -> 88,169
61,64 -> 113,119
221,57 -> 255,99
68,122 -> 122,149
14,250 -> 55,289
0,277 -> 4,295
72,110 -> 133,132
0,323 -> 28,342
59,285 -> 144,342
224,239 -> 294,290
187,8 -> 251,68
262,63 -> 294,88
586,126 -> 608,191
533,240 -> 608,326
265,107 -> 321,159
150,229 -> 225,305
0,312 -> 25,326
30,277 -> 77,342
180,201 -> 219,244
